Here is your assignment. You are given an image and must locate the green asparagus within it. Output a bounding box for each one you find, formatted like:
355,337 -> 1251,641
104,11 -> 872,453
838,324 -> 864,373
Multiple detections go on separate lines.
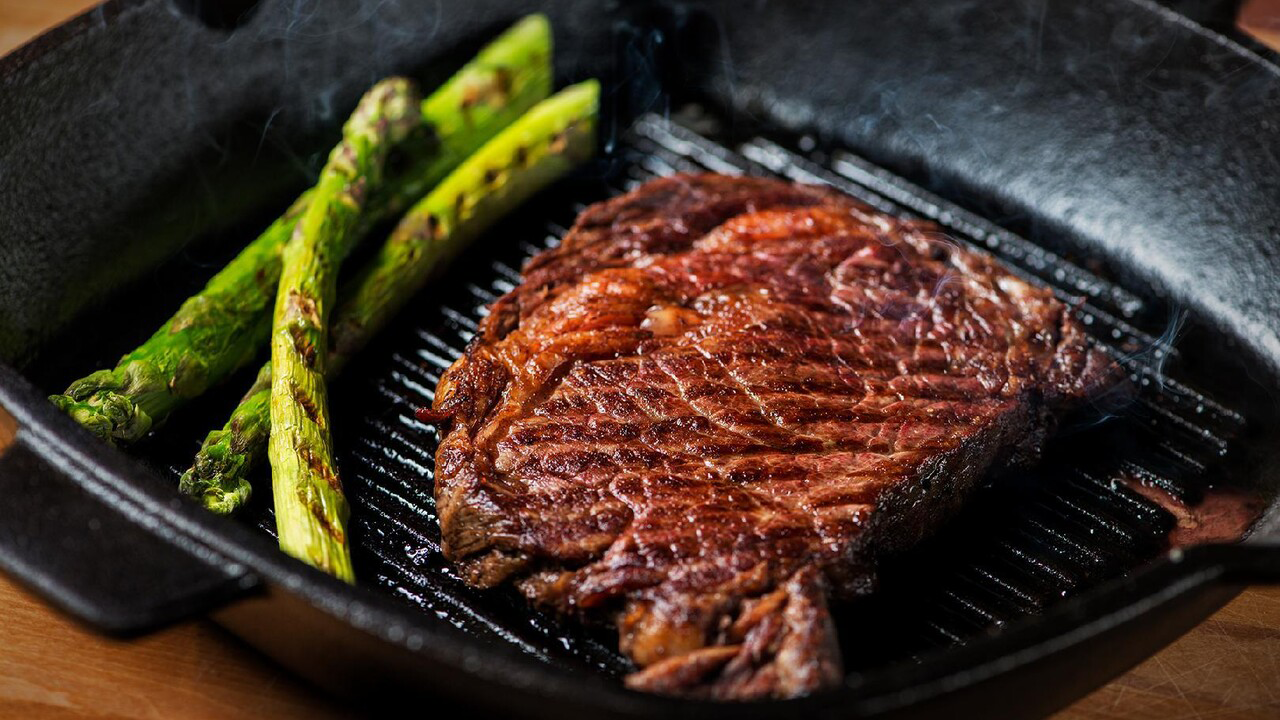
181,80 -> 601,515
182,363 -> 271,514
50,14 -> 553,445
269,78 -> 423,581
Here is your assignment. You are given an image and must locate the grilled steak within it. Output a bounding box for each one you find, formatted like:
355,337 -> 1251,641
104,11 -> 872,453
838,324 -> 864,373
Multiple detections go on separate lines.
430,174 -> 1121,700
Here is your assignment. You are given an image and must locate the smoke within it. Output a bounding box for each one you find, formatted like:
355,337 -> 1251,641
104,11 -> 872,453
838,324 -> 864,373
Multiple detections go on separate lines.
1066,299 -> 1187,435
1145,304 -> 1187,390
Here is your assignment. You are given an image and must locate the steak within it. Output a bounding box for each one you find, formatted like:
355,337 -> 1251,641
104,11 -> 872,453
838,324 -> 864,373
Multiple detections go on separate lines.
429,174 -> 1121,700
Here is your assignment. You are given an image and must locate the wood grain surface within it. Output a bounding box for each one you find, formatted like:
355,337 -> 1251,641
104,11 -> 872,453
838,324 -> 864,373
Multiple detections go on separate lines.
0,0 -> 99,56
1,2 -> 1278,719
0,575 -> 353,720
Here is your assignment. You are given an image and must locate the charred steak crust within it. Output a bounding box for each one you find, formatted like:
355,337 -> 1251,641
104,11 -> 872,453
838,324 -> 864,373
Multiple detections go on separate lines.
430,175 -> 1120,700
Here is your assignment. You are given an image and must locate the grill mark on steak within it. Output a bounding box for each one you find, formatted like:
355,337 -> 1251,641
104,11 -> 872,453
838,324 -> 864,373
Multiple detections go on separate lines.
430,175 -> 1122,700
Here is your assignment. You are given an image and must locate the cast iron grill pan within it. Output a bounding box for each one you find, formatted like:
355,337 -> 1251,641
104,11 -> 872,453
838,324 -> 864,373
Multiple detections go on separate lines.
129,108 -> 1250,682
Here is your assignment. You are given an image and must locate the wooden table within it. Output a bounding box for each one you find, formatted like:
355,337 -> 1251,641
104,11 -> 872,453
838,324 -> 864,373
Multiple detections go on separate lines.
2,2 -> 1279,718
1,570 -> 1277,719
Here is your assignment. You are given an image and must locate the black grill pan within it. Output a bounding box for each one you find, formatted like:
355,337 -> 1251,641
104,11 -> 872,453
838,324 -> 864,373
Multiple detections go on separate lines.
1,1 -> 1279,718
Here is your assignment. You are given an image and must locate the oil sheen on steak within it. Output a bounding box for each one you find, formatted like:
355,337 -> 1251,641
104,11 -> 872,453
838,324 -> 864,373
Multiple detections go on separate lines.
430,175 -> 1120,700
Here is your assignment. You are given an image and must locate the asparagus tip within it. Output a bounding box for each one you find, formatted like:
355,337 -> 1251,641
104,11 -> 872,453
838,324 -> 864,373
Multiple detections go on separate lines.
180,467 -> 253,516
49,390 -> 152,445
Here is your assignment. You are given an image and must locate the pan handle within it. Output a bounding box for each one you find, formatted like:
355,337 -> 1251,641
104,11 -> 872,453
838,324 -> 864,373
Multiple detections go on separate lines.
0,367 -> 258,635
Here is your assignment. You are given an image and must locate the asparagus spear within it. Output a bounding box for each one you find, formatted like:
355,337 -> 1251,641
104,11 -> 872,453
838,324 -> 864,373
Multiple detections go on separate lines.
181,80 -> 601,515
50,197 -> 307,443
270,77 -> 425,581
50,14 -> 553,445
182,364 -> 271,514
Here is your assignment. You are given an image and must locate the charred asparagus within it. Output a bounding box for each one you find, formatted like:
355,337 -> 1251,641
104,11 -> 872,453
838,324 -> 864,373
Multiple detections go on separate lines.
269,78 -> 424,581
182,81 -> 600,514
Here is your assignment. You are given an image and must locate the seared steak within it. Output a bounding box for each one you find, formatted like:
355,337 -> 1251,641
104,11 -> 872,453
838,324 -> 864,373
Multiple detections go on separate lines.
429,175 -> 1120,700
